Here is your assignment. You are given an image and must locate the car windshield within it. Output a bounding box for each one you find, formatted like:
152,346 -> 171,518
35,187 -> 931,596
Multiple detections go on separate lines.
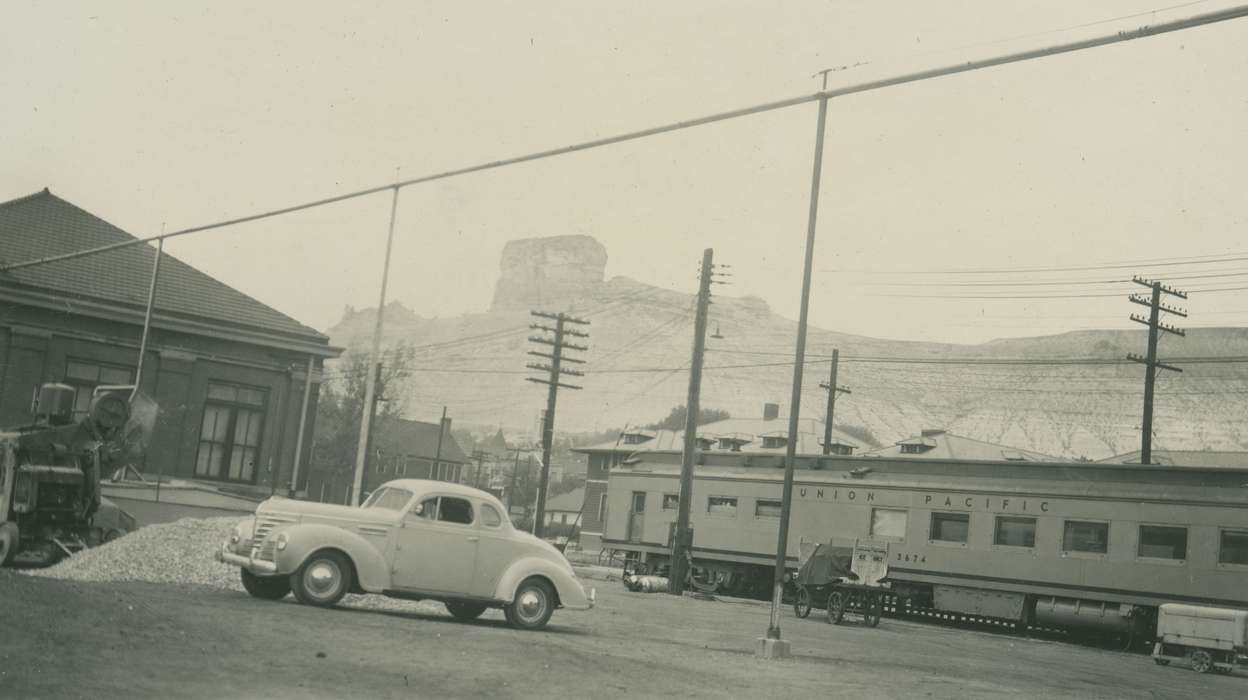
362,487 -> 414,511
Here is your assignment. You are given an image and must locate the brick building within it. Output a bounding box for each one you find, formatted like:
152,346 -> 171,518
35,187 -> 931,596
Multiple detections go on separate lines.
0,189 -> 340,522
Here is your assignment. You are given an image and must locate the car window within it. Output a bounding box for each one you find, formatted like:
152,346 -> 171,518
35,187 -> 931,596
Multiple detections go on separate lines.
362,487 -> 414,511
438,497 -> 474,525
481,504 -> 502,528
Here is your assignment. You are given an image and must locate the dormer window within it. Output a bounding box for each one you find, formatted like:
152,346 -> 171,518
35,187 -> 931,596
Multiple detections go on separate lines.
900,444 -> 921,454
762,436 -> 787,449
695,437 -> 715,450
621,432 -> 653,446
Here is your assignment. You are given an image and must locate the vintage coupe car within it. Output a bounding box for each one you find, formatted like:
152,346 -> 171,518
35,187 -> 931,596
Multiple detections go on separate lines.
216,479 -> 594,630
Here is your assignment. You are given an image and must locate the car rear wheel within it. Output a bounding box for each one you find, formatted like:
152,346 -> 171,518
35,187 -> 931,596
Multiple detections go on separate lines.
241,568 -> 292,600
445,601 -> 488,621
504,578 -> 555,631
291,550 -> 353,607
0,523 -> 18,567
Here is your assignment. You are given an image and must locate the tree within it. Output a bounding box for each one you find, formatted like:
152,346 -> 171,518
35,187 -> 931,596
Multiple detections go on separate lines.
644,405 -> 730,431
311,346 -> 414,492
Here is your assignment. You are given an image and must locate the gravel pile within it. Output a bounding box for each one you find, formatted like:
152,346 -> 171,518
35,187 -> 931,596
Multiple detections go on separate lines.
26,516 -> 447,616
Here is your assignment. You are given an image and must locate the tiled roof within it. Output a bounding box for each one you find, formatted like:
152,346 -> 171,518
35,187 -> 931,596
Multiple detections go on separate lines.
862,430 -> 1060,462
573,417 -> 861,455
374,416 -> 469,464
0,189 -> 326,342
1098,450 -> 1248,469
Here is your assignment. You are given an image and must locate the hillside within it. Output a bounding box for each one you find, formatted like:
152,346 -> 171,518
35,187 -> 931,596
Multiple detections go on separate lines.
326,236 -> 1248,460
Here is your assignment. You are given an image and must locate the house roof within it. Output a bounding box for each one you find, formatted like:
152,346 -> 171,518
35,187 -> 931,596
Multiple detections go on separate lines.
861,429 -> 1060,462
374,416 -> 470,464
1098,450 -> 1248,469
573,417 -> 861,456
0,189 -> 329,346
544,487 -> 586,513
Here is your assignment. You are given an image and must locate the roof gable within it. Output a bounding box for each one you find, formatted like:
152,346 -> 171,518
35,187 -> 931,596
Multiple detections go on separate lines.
0,190 -> 326,342
375,417 -> 469,463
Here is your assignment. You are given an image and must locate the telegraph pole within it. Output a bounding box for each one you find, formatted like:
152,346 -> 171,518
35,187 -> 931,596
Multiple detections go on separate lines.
669,249 -> 720,594
360,362 -> 386,495
819,349 -> 851,455
471,450 -> 490,489
1127,276 -> 1187,465
508,447 -> 522,510
526,311 -> 589,538
433,405 -> 447,480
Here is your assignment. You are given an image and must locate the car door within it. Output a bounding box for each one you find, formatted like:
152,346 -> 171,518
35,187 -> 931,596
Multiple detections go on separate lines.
392,495 -> 480,595
469,501 -> 514,599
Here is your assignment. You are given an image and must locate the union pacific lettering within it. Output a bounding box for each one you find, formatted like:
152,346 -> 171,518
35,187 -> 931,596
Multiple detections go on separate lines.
797,487 -> 1049,513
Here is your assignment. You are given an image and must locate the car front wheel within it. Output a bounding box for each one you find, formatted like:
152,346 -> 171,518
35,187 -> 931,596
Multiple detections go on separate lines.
445,601 -> 488,621
504,578 -> 555,630
291,550 -> 353,607
241,568 -> 291,600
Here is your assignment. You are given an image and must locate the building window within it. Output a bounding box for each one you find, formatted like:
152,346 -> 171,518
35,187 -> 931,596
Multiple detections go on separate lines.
994,516 -> 1036,548
761,436 -> 786,449
828,444 -> 853,456
195,382 -> 266,484
662,494 -> 679,510
755,499 -> 782,518
598,493 -> 608,523
1138,525 -> 1187,560
930,512 -> 970,544
1218,529 -> 1248,565
1063,521 -> 1109,554
871,508 -> 908,540
64,359 -> 134,421
707,496 -> 738,516
900,444 -> 923,454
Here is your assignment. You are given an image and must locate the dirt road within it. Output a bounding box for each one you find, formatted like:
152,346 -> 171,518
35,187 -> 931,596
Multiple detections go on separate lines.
1,569 -> 1242,699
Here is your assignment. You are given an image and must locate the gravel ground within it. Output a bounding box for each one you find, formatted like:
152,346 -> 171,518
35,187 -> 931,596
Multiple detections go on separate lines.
24,516 -> 445,616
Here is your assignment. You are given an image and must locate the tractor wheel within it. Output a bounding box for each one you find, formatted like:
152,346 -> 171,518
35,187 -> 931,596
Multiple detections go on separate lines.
793,586 -> 812,619
0,522 -> 18,567
826,589 -> 847,625
1190,650 -> 1213,674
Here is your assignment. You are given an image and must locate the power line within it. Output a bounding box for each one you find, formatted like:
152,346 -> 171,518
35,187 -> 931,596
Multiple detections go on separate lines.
5,3 -> 1248,274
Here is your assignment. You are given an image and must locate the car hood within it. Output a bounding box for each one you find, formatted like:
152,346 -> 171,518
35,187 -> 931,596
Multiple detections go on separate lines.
255,497 -> 399,526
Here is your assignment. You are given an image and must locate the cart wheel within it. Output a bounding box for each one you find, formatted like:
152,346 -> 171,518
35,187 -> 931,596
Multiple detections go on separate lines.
1153,658 -> 1170,666
794,586 -> 812,619
864,595 -> 882,628
826,590 -> 846,625
1190,650 -> 1213,674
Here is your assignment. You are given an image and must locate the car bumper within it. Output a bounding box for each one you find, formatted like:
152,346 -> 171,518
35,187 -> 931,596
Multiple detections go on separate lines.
215,543 -> 278,575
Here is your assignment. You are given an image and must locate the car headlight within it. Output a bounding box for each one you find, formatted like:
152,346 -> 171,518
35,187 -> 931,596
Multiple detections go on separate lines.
275,532 -> 288,551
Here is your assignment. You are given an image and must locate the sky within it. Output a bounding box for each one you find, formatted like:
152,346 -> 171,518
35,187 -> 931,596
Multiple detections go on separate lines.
3,1 -> 1247,345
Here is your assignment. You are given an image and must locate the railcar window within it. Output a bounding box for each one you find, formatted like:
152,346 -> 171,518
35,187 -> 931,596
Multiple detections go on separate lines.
994,516 -> 1036,547
755,499 -> 782,518
1063,521 -> 1109,554
1138,525 -> 1187,560
1219,529 -> 1248,565
662,494 -> 679,510
707,496 -> 738,516
871,508 -> 908,540
930,512 -> 969,544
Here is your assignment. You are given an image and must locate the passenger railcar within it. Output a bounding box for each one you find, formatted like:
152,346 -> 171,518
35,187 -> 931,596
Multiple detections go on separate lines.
601,451 -> 1248,637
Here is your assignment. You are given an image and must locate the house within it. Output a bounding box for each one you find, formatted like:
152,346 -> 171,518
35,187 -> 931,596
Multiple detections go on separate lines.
0,189 -> 341,524
861,429 -> 1060,462
307,415 -> 469,504
542,487 -> 585,529
1097,449 -> 1248,469
570,404 -> 862,551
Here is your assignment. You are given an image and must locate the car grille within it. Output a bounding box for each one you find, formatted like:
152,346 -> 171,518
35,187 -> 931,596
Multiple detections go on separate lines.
250,516 -> 291,561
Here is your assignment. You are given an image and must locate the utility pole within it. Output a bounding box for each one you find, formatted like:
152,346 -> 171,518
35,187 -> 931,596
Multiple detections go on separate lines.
1127,276 -> 1187,465
508,447 -> 522,510
471,450 -> 490,489
818,349 -> 851,455
433,406 -> 447,480
360,362 -> 386,498
669,249 -> 723,595
526,311 -> 589,538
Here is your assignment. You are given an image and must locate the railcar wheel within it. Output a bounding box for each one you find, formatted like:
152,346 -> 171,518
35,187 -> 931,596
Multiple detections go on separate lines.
1190,650 -> 1213,674
445,601 -> 488,621
0,523 -> 18,567
826,590 -> 846,625
291,550 -> 353,607
241,569 -> 291,600
794,586 -> 812,619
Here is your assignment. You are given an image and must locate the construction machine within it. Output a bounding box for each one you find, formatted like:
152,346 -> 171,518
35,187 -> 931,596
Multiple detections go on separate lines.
0,382 -> 152,567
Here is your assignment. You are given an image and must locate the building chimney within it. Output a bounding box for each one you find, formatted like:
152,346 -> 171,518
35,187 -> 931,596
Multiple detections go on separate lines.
763,403 -> 780,421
